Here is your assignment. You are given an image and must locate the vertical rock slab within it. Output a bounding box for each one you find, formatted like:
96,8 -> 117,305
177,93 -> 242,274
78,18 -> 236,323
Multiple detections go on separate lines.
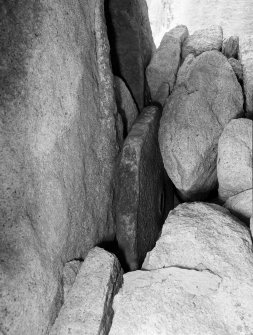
182,26 -> 223,60
239,36 -> 253,119
115,106 -> 174,271
222,36 -> 239,58
146,25 -> 189,106
50,247 -> 123,335
106,0 -> 155,110
114,76 -> 139,136
0,0 -> 120,333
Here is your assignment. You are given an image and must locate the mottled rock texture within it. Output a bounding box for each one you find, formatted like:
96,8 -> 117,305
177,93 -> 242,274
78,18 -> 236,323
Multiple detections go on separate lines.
115,106 -> 174,271
62,260 -> 82,299
112,202 -> 253,335
217,119 -> 252,201
50,247 -> 123,335
182,25 -> 223,60
114,76 -> 139,137
106,0 -> 155,111
222,35 -> 239,58
159,51 -> 243,200
239,36 -> 253,119
146,25 -> 188,106
0,1 -> 121,334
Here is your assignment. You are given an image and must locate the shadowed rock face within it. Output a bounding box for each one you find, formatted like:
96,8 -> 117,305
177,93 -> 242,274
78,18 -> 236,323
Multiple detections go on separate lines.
0,0 -> 120,333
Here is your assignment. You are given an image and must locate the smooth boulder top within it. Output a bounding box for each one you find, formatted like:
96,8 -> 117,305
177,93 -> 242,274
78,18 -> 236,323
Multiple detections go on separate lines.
182,25 -> 223,60
217,118 -> 252,201
159,50 -> 243,201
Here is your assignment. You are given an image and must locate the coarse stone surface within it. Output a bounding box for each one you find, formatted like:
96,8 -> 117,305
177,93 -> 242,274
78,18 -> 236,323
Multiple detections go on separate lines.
182,25 -> 223,60
106,0 -> 155,110
0,1 -> 120,334
239,36 -> 253,118
114,76 -> 139,136
115,106 -> 174,271
50,247 -> 123,335
228,57 -> 243,82
217,119 -> 252,201
62,260 -> 82,299
146,25 -> 188,106
222,35 -> 239,58
225,189 -> 252,224
159,51 -> 243,200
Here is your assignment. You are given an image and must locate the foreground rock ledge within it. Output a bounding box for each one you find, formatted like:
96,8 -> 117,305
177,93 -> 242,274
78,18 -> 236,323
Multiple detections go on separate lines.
49,247 -> 123,335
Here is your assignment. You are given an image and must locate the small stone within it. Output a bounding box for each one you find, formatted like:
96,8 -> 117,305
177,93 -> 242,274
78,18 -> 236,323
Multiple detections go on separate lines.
228,57 -> 243,82
146,25 -> 189,106
115,106 -> 174,271
182,25 -> 223,60
49,247 -> 123,335
217,118 -> 252,201
239,36 -> 253,119
225,189 -> 252,224
222,36 -> 239,58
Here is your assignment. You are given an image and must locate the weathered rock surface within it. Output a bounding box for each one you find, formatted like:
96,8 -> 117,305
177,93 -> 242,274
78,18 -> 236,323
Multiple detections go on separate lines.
228,57 -> 243,82
222,35 -> 239,58
225,189 -> 252,224
115,106 -> 174,271
239,36 -> 253,118
146,25 -> 188,106
62,260 -> 82,299
159,51 -> 243,200
182,26 -> 223,60
106,0 -> 155,110
114,76 -> 139,136
217,118 -> 252,201
0,1 -> 120,333
111,203 -> 253,335
50,247 -> 123,335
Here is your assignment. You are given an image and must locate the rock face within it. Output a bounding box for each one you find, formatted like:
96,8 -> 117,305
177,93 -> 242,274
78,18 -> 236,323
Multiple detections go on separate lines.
115,106 -> 174,271
106,0 -> 155,110
222,35 -> 239,58
50,247 -> 123,335
159,50 -> 243,200
217,119 -> 252,201
0,1 -> 121,334
62,260 -> 82,299
239,36 -> 253,119
146,25 -> 188,106
110,203 -> 253,335
228,57 -> 243,82
114,76 -> 139,136
225,189 -> 252,224
182,26 -> 223,60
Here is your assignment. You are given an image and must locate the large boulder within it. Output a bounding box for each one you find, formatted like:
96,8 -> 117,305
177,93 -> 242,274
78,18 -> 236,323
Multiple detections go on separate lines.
182,25 -> 223,60
222,35 -> 239,59
110,203 -> 253,335
217,119 -> 252,201
50,247 -> 123,335
115,106 -> 174,271
159,50 -> 244,200
146,25 -> 189,106
106,0 -> 155,110
0,1 -> 120,333
114,76 -> 139,136
239,36 -> 253,119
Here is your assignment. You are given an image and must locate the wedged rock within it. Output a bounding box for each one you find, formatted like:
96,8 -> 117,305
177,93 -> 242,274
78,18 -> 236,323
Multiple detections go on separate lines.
106,0 -> 155,110
114,76 -> 139,136
50,247 -> 123,335
115,106 -> 174,271
222,36 -> 239,58
225,189 -> 252,224
146,25 -> 189,106
159,51 -> 243,200
0,1 -> 120,333
182,25 -> 223,60
111,203 -> 253,335
62,260 -> 82,299
217,118 -> 252,201
239,36 -> 253,119
228,57 -> 243,82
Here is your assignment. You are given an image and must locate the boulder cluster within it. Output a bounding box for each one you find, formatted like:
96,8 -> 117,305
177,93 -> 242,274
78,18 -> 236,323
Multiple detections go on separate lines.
51,26 -> 252,334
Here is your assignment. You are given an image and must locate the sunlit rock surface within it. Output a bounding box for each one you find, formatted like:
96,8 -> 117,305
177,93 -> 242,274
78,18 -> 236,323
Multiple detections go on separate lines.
146,0 -> 253,47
